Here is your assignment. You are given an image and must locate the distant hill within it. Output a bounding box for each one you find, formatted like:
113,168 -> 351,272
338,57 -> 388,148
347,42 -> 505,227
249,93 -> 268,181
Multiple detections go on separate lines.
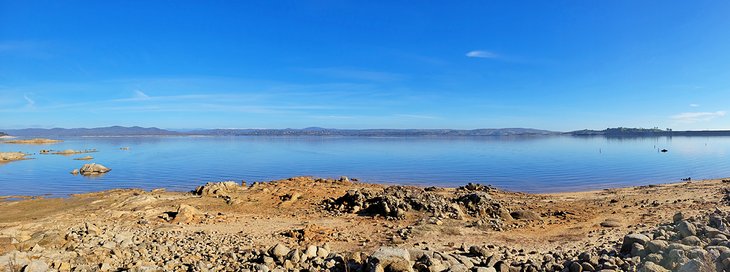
570,127 -> 730,137
192,128 -> 559,137
0,131 -> 6,136
2,126 -> 181,137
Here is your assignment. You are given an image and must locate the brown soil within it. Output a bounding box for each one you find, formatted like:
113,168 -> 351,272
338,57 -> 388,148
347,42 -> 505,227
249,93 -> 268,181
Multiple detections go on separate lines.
0,177 -> 727,256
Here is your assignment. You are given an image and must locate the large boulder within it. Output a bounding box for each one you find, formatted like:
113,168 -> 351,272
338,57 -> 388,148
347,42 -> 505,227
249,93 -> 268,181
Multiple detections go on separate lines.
79,163 -> 111,175
621,233 -> 651,254
169,204 -> 203,224
676,221 -> 697,238
369,247 -> 413,272
194,181 -> 245,197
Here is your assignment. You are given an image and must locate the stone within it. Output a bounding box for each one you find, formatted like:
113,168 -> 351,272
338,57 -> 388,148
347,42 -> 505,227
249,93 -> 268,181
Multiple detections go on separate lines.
621,233 -> 651,253
663,249 -> 689,270
194,181 -> 244,197
673,212 -> 685,223
509,210 -> 541,221
569,262 -> 582,272
85,222 -> 102,235
631,243 -> 646,258
305,245 -> 318,258
600,219 -> 621,228
70,169 -> 79,175
680,236 -> 701,246
447,264 -> 468,272
270,243 -> 290,258
369,247 -> 413,272
469,245 -> 490,257
676,221 -> 697,238
646,240 -> 669,254
79,163 -> 111,175
170,204 -> 203,224
676,259 -> 707,272
639,261 -> 669,272
22,260 -> 49,272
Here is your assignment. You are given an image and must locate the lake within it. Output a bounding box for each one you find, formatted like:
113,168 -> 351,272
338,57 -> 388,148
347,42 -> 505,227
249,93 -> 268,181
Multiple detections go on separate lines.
2,135 -> 730,197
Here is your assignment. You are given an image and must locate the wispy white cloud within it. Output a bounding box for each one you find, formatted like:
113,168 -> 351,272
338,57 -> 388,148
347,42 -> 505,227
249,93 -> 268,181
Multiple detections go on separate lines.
671,111 -> 726,123
23,94 -> 35,108
466,50 -> 498,59
689,103 -> 700,107
133,90 -> 150,100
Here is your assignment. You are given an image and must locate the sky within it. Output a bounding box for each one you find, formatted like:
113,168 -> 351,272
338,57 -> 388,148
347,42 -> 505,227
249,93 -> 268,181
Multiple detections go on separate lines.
1,1 -> 730,131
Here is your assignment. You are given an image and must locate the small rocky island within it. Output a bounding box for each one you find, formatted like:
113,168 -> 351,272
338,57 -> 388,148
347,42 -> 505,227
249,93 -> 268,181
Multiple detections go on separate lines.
0,152 -> 28,162
2,138 -> 63,144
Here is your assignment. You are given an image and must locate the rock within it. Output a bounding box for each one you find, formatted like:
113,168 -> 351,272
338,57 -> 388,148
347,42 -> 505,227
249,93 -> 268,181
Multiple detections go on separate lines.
316,247 -> 329,258
663,249 -> 689,270
194,181 -> 244,197
85,222 -> 102,235
639,261 -> 669,272
569,262 -> 582,272
305,245 -> 318,258
170,204 -> 203,224
621,233 -> 651,253
70,169 -> 80,175
646,240 -> 669,254
631,243 -> 646,258
469,245 -> 490,257
600,219 -> 621,228
0,152 -> 28,162
509,210 -> 541,221
676,221 -> 697,238
676,259 -> 707,272
369,247 -> 413,272
270,243 -> 290,258
680,236 -> 701,246
22,260 -> 49,272
79,163 -> 111,175
673,212 -> 685,223
446,264 -> 468,272
73,155 -> 94,161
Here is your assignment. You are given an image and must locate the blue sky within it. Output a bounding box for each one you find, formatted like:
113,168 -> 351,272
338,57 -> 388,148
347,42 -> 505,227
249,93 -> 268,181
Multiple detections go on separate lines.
1,1 -> 729,131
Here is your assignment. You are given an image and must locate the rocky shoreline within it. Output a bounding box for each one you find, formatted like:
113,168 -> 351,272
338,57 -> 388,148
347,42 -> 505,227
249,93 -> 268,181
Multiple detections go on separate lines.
1,177 -> 729,271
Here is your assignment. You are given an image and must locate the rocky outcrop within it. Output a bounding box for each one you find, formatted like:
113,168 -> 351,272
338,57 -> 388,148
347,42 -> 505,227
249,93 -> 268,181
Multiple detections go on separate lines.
194,181 -> 246,197
0,152 -> 28,162
79,163 -> 111,175
3,138 -> 62,144
322,185 -> 507,229
51,149 -> 97,155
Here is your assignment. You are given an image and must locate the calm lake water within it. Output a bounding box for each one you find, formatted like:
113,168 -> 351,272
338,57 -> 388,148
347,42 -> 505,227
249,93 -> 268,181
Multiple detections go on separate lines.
2,136 -> 730,196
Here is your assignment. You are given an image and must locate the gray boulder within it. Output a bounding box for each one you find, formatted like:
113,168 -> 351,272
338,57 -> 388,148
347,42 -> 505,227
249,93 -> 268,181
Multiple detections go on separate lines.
369,247 -> 413,272
79,163 -> 111,175
621,233 -> 651,254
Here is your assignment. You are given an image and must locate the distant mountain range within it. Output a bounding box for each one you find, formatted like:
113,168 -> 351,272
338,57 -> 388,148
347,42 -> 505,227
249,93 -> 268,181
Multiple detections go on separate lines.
3,126 -> 730,137
0,126 -> 558,137
191,127 -> 559,136
2,126 -> 182,137
570,127 -> 730,137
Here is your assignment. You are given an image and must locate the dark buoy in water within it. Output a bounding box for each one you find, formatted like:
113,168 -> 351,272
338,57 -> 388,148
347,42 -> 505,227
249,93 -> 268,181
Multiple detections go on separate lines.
660,149 -> 668,153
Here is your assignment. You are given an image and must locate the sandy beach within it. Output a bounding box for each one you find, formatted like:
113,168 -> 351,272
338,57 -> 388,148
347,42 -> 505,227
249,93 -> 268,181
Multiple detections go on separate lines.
1,176 -> 728,271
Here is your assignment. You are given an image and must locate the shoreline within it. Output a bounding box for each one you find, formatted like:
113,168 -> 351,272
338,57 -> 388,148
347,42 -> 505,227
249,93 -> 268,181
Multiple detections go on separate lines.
2,176 -> 728,199
1,176 -> 729,271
